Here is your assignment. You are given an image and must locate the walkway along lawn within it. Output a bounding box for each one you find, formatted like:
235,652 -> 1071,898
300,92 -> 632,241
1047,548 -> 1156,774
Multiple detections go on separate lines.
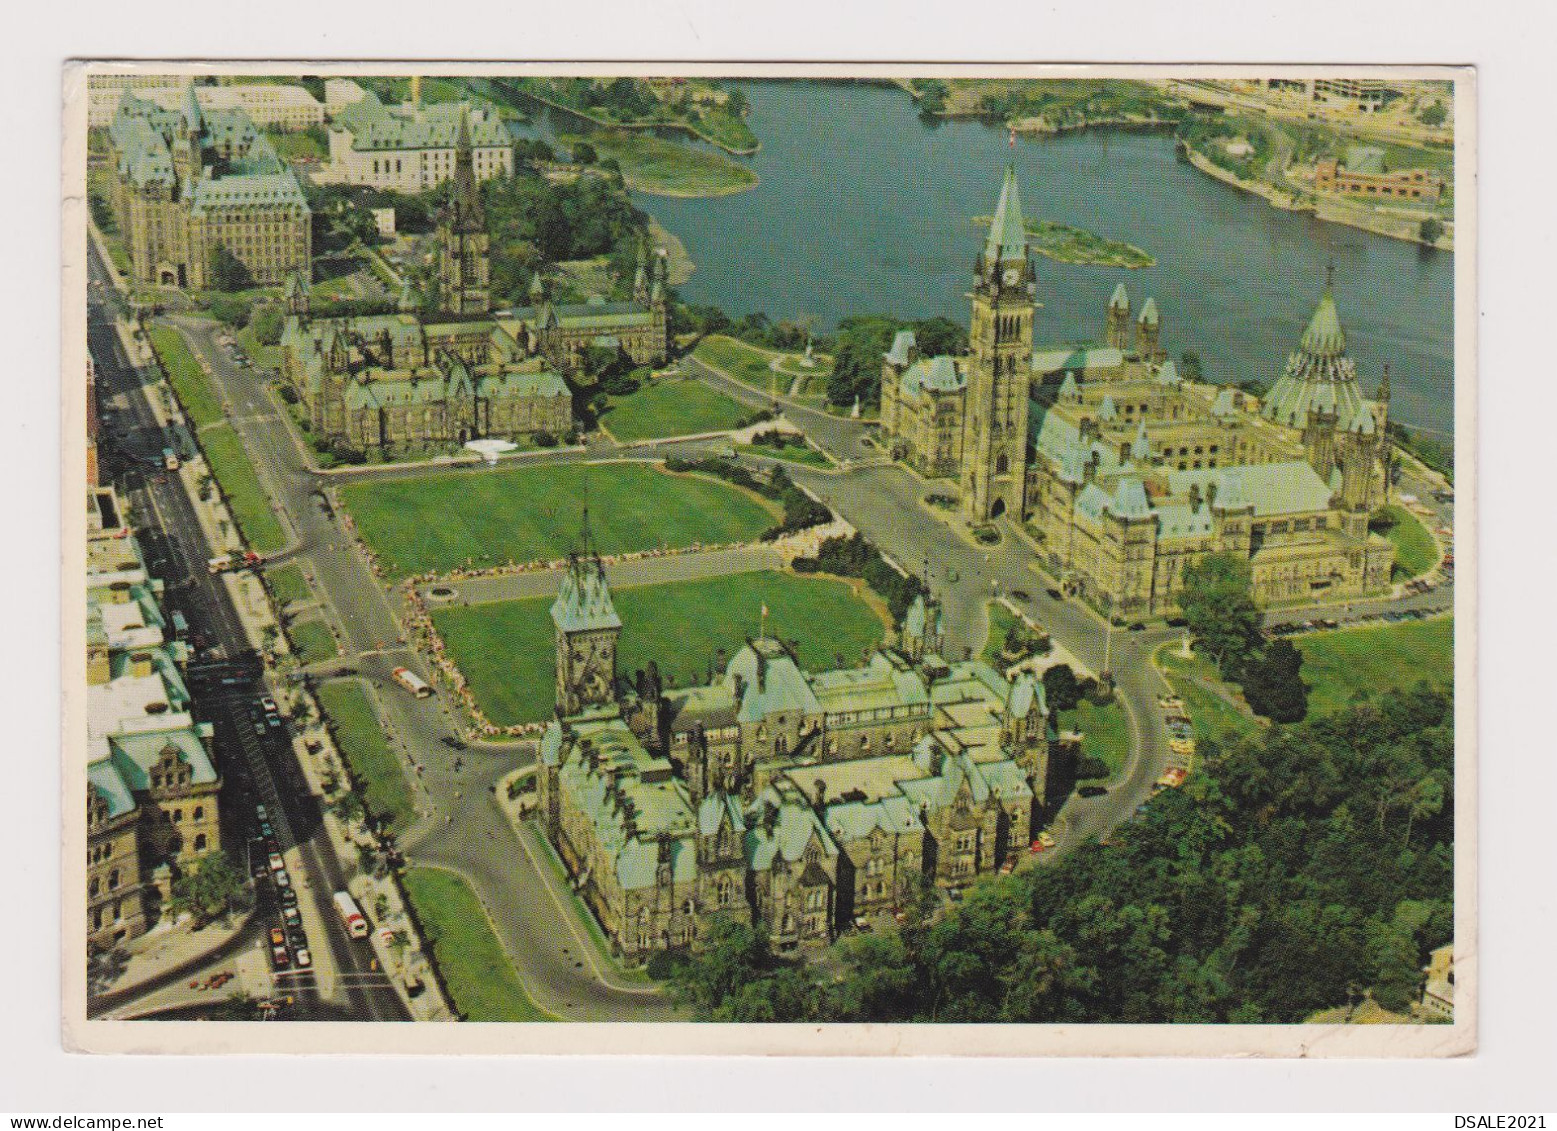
315,681 -> 415,833
401,867 -> 555,1022
199,424 -> 288,555
341,461 -> 778,578
432,569 -> 890,727
286,618 -> 338,665
600,376 -> 752,443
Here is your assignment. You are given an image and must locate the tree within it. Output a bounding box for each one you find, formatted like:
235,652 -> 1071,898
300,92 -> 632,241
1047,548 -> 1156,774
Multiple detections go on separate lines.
1419,217 -> 1445,245
1179,350 -> 1203,381
572,141 -> 597,166
1239,638 -> 1309,723
210,246 -> 253,292
1042,663 -> 1083,713
250,305 -> 285,346
166,852 -> 249,926
1179,553 -> 1263,676
1419,100 -> 1447,127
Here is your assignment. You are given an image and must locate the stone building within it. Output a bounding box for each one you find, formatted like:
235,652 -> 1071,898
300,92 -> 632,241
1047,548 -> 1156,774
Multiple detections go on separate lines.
881,167 -> 1396,617
86,488 -> 222,949
91,79 -> 324,131
323,91 -> 512,192
504,250 -> 670,375
106,84 -> 310,289
279,115 -> 573,454
537,543 -> 1050,962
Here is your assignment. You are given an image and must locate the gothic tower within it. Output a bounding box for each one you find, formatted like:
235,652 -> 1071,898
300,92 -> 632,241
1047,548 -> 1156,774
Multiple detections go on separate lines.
962,165 -> 1036,523
1135,297 -> 1162,362
551,510 -> 622,717
436,107 -> 491,317
1105,282 -> 1131,351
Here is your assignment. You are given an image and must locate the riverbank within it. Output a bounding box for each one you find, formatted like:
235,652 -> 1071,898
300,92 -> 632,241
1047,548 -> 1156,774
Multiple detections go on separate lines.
515,82 -> 760,156
1182,144 -> 1454,251
561,130 -> 757,199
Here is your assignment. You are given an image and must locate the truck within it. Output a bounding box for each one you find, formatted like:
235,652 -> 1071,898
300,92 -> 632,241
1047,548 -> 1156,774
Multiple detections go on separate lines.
333,891 -> 370,939
391,666 -> 433,699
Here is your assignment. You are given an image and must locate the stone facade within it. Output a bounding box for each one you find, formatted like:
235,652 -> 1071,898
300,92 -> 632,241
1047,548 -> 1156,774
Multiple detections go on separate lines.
881,168 -> 1396,617
537,551 -> 1050,961
86,488 -> 223,949
106,85 -> 310,289
323,93 -> 513,193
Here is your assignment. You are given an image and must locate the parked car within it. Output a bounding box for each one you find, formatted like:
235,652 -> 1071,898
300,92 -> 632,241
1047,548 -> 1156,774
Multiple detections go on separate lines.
271,945 -> 290,970
270,927 -> 286,949
279,886 -> 298,908
1078,784 -> 1108,798
294,948 -> 312,970
267,852 -> 284,873
282,905 -> 301,926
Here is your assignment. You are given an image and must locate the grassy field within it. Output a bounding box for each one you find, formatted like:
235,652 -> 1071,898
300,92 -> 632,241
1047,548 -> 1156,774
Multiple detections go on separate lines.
693,335 -> 787,390
1295,615 -> 1453,718
341,462 -> 777,578
1156,647 -> 1263,745
599,377 -> 752,442
981,602 -> 1021,666
148,325 -> 223,429
287,618 -> 339,666
316,681 -> 415,832
402,867 -> 553,1022
560,130 -> 757,198
433,570 -> 889,726
1063,698 -> 1132,779
737,438 -> 832,468
1376,505 -> 1439,581
264,564 -> 312,608
199,424 -> 288,554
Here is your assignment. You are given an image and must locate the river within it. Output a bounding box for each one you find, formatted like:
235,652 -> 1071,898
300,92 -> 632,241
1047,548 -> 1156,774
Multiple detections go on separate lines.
513,79 -> 1455,437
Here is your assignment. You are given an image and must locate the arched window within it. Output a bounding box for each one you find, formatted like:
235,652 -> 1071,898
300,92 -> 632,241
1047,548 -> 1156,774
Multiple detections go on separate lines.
194,833 -> 208,852
995,452 -> 1009,475
89,877 -> 100,898
108,869 -> 119,891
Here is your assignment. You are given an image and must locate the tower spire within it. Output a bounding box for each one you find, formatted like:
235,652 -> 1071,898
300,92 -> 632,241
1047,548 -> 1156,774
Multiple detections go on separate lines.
985,163 -> 1028,265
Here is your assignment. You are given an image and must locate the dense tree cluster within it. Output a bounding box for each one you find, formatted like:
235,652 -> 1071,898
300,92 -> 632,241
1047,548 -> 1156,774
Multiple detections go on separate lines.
827,315 -> 969,409
482,171 -> 647,305
661,685 -> 1453,1022
1179,552 -> 1309,722
791,531 -> 926,622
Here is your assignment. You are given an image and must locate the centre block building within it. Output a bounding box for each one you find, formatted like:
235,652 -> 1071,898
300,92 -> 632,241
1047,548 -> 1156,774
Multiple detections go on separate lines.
882,167 -> 1396,617
537,546 -> 1053,961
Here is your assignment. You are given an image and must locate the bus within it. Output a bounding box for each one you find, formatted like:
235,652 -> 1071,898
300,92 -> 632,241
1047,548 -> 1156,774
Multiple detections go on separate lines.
391,666 -> 433,699
163,447 -> 180,471
333,891 -> 369,939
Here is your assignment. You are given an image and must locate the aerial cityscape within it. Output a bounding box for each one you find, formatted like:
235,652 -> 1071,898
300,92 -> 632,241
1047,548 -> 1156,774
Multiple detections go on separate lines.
77,69 -> 1460,1032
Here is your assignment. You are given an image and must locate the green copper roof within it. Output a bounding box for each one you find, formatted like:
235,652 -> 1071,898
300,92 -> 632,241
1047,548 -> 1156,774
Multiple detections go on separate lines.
985,165 -> 1029,265
1138,297 -> 1159,326
1301,289 -> 1347,358
1110,282 -> 1130,310
552,554 -> 622,633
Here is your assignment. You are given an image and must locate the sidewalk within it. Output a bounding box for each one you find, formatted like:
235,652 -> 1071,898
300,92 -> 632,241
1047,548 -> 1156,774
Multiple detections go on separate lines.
89,907 -> 255,1012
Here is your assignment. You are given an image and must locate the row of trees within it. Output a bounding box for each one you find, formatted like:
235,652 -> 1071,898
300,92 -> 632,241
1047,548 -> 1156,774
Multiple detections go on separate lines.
662,682 -> 1453,1022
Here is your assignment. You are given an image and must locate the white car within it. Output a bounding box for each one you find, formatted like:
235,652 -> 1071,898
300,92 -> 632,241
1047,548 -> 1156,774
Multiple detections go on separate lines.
294,948 -> 312,970
267,852 -> 284,872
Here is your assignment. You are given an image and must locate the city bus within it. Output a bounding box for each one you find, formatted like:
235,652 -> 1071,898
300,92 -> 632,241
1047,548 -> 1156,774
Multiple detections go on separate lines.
391,666 -> 433,699
332,890 -> 369,939
163,447 -> 180,471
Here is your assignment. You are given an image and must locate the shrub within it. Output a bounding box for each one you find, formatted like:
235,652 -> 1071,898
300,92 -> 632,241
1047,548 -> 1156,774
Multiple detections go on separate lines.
533,431 -> 558,448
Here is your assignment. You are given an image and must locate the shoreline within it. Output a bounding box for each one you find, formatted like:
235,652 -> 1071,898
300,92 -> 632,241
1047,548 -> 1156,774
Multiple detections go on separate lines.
516,85 -> 761,157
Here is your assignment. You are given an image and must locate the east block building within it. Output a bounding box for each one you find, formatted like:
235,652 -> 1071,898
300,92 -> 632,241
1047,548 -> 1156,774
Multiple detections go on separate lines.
882,167 -> 1396,617
106,84 -> 311,289
85,488 -> 222,950
537,548 -> 1051,962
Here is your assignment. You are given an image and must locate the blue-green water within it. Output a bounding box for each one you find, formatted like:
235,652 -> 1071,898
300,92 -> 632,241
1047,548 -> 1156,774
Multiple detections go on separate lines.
515,79 -> 1454,436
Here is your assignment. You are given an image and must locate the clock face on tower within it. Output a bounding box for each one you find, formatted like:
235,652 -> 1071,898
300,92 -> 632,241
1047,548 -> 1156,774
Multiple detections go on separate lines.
1003,266 -> 1021,287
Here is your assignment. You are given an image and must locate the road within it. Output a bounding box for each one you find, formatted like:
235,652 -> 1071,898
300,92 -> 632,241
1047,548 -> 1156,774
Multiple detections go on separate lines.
86,249 -> 408,1023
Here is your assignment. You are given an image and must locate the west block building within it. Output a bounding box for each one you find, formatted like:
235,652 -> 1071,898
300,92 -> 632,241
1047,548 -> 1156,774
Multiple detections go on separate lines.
86,488 -> 222,949
882,167 -> 1396,617
323,91 -> 513,192
106,84 -> 311,289
91,80 -> 325,131
537,544 -> 1051,961
280,111 -> 573,454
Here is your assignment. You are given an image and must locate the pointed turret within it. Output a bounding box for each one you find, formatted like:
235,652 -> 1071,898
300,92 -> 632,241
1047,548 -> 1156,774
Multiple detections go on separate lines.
450,105 -> 484,234
1135,296 -> 1162,362
180,82 -> 204,136
1138,296 -> 1159,326
1131,418 -> 1151,462
529,270 -> 545,303
1262,279 -> 1365,430
1300,285 -> 1347,359
1106,282 -> 1132,349
1109,282 -> 1130,310
985,164 -> 1029,266
632,243 -> 650,304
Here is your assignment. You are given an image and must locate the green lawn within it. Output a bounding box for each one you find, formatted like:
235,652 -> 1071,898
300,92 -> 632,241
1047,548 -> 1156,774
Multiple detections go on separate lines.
559,130 -> 757,198
341,462 -> 777,578
148,325 -> 223,429
316,681 -> 415,832
981,602 -> 1021,665
693,335 -> 786,390
1156,647 -> 1262,745
432,570 -> 889,726
264,564 -> 312,608
1295,615 -> 1454,718
600,377 -> 752,442
287,618 -> 339,665
736,439 -> 832,468
1062,698 -> 1132,778
1375,505 -> 1439,581
402,867 -> 554,1022
200,424 -> 288,554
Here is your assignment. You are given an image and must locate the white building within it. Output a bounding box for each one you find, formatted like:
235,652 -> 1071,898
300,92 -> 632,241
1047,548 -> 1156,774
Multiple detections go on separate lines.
90,81 -> 324,131
322,93 -> 513,192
